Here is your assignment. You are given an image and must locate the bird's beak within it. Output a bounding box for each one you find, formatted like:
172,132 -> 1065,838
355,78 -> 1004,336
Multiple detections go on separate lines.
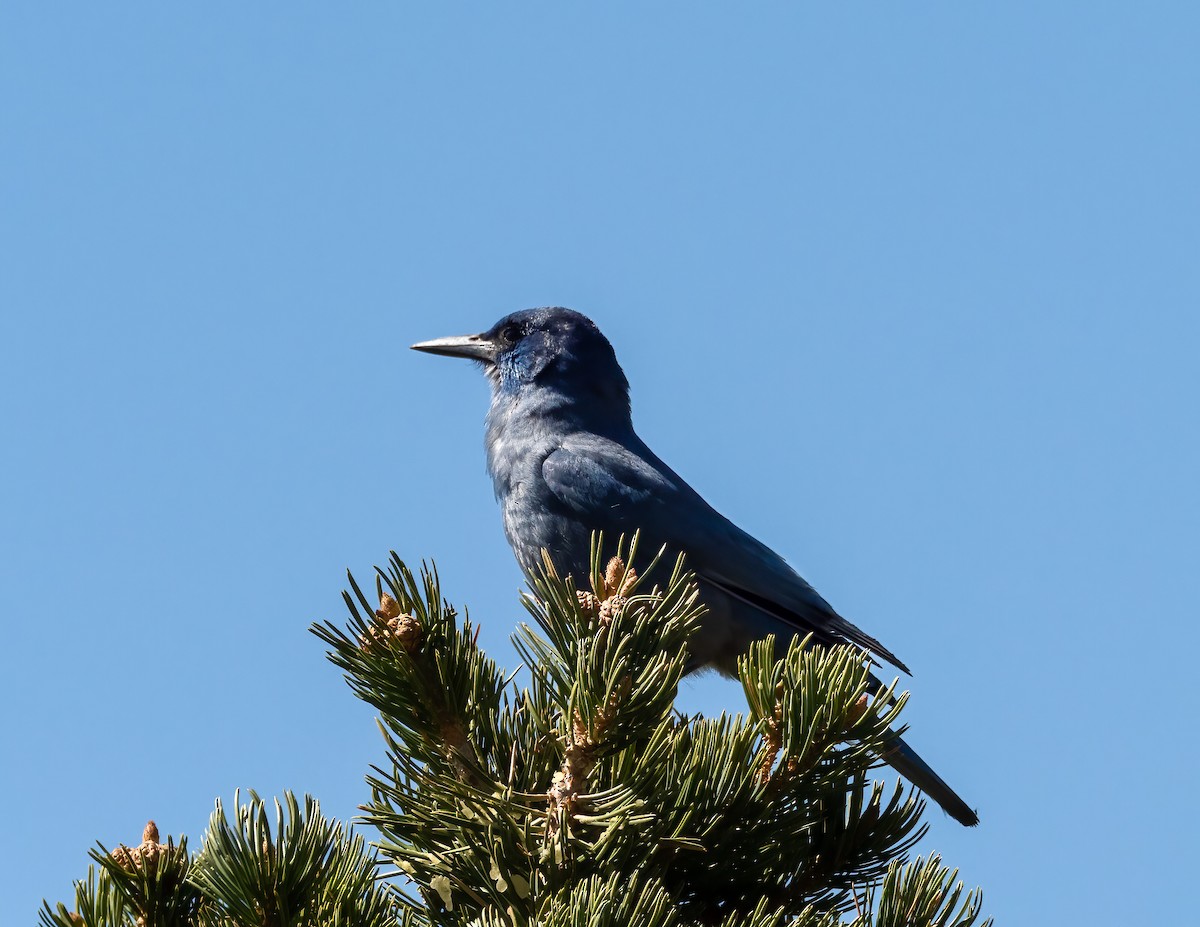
410,333 -> 497,363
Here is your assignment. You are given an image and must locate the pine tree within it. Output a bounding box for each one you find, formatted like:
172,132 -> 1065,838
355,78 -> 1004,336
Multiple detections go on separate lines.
42,535 -> 989,926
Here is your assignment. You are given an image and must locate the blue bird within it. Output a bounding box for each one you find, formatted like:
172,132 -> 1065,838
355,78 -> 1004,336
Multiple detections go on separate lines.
413,306 -> 978,826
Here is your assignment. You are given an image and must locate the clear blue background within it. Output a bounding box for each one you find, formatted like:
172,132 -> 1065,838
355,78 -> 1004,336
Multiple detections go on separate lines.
3,4 -> 1197,923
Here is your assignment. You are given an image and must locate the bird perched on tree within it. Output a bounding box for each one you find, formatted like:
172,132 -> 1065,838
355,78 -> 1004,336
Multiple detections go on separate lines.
412,306 -> 978,826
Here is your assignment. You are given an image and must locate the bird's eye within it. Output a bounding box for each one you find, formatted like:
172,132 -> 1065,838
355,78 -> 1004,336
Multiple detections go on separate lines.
499,323 -> 524,344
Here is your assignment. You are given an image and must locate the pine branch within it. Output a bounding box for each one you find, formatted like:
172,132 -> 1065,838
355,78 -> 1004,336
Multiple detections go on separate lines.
41,797 -> 400,927
311,535 -> 986,925
89,822 -> 202,927
859,854 -> 992,927
189,790 -> 397,927
39,865 -> 132,927
312,556 -> 506,790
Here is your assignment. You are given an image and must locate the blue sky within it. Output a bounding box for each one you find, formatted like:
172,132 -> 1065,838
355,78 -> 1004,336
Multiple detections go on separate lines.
2,4 -> 1197,923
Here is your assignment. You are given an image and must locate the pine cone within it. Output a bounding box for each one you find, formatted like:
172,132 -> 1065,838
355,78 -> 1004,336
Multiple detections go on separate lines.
360,595 -> 424,653
598,595 -> 627,624
576,591 -> 601,617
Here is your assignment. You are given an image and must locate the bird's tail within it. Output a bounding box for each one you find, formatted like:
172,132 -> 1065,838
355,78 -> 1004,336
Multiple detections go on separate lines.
881,733 -> 979,827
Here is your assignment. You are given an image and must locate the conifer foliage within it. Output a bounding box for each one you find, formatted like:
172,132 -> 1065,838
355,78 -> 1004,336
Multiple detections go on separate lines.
42,535 -> 989,926
40,792 -> 397,927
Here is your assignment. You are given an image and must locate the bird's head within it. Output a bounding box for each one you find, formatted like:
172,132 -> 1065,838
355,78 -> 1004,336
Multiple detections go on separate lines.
412,307 -> 631,425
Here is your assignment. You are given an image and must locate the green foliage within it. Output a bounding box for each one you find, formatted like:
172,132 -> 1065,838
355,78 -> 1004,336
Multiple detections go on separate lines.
189,790 -> 398,927
471,871 -> 837,927
40,865 -> 133,927
310,534 -> 990,926
93,833 -> 201,927
868,855 -> 989,927
40,794 -> 397,927
43,532 -> 989,926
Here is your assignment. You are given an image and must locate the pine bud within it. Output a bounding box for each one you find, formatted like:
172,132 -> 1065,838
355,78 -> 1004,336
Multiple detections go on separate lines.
376,593 -> 402,620
844,694 -> 871,730
111,820 -> 167,875
603,556 -> 625,597
601,556 -> 638,598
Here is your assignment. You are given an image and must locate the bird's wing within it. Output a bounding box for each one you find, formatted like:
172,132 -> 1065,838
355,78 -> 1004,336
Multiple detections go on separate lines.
541,439 -> 910,673
539,438 -> 676,523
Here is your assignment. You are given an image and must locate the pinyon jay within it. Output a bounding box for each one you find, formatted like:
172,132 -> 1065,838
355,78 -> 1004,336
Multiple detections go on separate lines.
413,306 -> 978,826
